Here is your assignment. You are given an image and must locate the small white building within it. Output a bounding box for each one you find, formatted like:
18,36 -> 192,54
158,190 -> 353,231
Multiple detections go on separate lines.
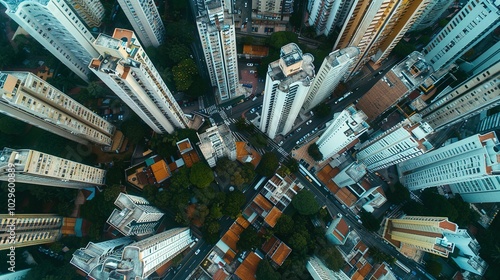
197,124 -> 237,167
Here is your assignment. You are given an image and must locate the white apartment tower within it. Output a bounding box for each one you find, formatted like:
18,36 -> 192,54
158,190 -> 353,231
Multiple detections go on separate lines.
335,0 -> 431,78
423,0 -> 500,71
0,214 -> 64,250
197,124 -> 237,167
307,0 -> 356,36
257,0 -> 294,15
260,43 -> 315,139
398,132 -> 500,203
196,0 -> 239,101
66,0 -> 105,28
107,193 -> 164,237
70,237 -> 134,275
0,147 -> 106,188
356,119 -> 434,171
303,47 -> 359,111
421,61 -> 500,131
0,72 -> 115,147
306,255 -> 351,280
316,105 -> 369,160
0,0 -> 99,82
88,228 -> 193,279
409,0 -> 454,31
117,0 -> 166,47
89,28 -> 188,134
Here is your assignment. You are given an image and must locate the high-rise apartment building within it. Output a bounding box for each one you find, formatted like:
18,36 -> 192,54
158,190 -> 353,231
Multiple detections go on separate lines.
409,0 -> 453,31
117,0 -> 166,47
420,61 -> 500,131
88,228 -> 193,279
197,124 -> 236,167
0,214 -> 63,250
398,132 -> 500,203
107,193 -> 164,237
0,148 -> 106,188
89,28 -> 188,134
460,41 -> 500,76
307,0 -> 356,36
70,237 -> 134,275
1,0 -> 99,82
0,72 -> 115,147
335,0 -> 431,77
303,47 -> 359,111
423,0 -> 500,71
257,0 -> 294,15
259,43 -> 315,139
382,216 -> 457,258
196,0 -> 239,101
316,105 -> 369,160
444,229 -> 488,276
356,119 -> 434,172
307,255 -> 351,280
66,0 -> 105,28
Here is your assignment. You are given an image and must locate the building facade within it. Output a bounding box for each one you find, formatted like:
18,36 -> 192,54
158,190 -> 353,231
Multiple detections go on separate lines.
107,193 -> 164,237
307,0 -> 356,36
398,132 -> 500,203
382,216 -> 457,258
66,0 -> 105,28
0,148 -> 106,188
197,124 -> 236,167
423,0 -> 500,71
89,28 -> 188,134
196,0 -> 239,101
0,214 -> 63,250
409,0 -> 453,31
0,72 -> 115,147
420,61 -> 500,131
0,0 -> 99,82
259,43 -> 315,139
334,0 -> 431,78
317,105 -> 369,160
444,229 -> 488,276
117,0 -> 165,47
70,237 -> 134,275
356,119 -> 434,172
307,255 -> 351,280
303,47 -> 359,111
88,228 -> 193,279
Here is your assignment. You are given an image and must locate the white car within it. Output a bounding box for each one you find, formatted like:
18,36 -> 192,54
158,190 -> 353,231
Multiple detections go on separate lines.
195,249 -> 201,255
245,2 -> 247,7
247,63 -> 254,67
306,120 -> 312,125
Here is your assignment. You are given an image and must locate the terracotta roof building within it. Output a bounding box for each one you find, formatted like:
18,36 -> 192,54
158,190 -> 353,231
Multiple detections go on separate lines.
234,252 -> 262,280
325,214 -> 350,245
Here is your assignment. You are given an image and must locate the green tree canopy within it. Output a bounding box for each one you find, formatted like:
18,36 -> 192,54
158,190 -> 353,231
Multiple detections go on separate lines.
223,190 -> 246,218
268,31 -> 299,50
0,116 -> 27,135
104,185 -> 122,202
173,58 -> 198,91
288,232 -> 308,253
425,259 -> 442,277
274,214 -> 294,236
237,227 -> 261,251
318,245 -> 344,271
359,210 -> 380,232
313,103 -> 331,118
256,152 -> 279,177
256,259 -> 281,280
386,182 -> 410,204
166,43 -> 191,63
120,117 -> 148,144
307,143 -> 323,161
189,162 -> 214,188
292,190 -> 320,215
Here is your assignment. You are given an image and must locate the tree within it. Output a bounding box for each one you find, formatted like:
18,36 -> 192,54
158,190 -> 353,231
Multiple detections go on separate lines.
292,190 -> 320,215
386,182 -> 410,204
284,158 -> 299,173
171,167 -> 191,190
86,81 -> 107,98
312,103 -> 331,118
206,220 -> 220,234
318,245 -> 344,271
256,152 -> 279,177
275,214 -> 294,236
359,210 -> 380,232
268,31 -> 299,50
208,204 -> 223,220
223,191 -> 246,217
256,259 -> 281,280
307,143 -> 323,161
172,58 -> 198,91
120,117 -> 148,144
288,232 -> 308,253
166,43 -> 190,63
186,75 -> 210,97
0,116 -> 27,135
392,41 -> 416,58
189,162 -> 214,188
425,259 -> 442,277
369,247 -> 394,264
237,227 -> 261,251
104,185 -> 122,202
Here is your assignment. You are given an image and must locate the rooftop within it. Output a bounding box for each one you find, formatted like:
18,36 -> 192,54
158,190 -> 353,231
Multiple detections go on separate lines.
234,252 -> 262,280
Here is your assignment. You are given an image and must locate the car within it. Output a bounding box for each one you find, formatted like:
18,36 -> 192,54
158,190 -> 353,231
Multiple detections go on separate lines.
296,140 -> 300,145
245,18 -> 248,22
244,2 -> 247,7
306,120 -> 313,125
195,249 -> 201,255
247,63 -> 254,67
296,127 -> 301,132
249,70 -> 255,73
278,140 -> 284,146
194,238 -> 199,242
379,70 -> 383,74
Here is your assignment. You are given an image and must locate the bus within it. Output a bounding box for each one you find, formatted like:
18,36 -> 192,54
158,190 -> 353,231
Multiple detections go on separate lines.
254,176 -> 267,190
394,260 -> 411,274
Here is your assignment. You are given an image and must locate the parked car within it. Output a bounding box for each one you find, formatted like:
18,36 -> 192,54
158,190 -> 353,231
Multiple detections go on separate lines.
246,63 -> 254,67
195,249 -> 201,255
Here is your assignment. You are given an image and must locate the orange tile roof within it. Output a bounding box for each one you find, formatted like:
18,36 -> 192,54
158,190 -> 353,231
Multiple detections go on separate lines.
351,271 -> 364,280
360,179 -> 372,191
261,236 -> 279,254
230,223 -> 245,236
358,263 -> 373,277
61,218 -> 76,235
264,207 -> 282,228
336,188 -> 357,207
223,249 -> 236,264
150,160 -> 171,183
271,242 -> 292,266
243,45 -> 269,57
370,263 -> 389,280
176,139 -> 192,153
213,268 -> 229,280
439,219 -> 458,232
236,217 -> 250,229
221,229 -> 240,252
236,141 -> 262,167
181,149 -> 200,168
356,241 -> 368,253
253,194 -> 273,212
234,252 -> 261,280
335,218 -> 350,238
